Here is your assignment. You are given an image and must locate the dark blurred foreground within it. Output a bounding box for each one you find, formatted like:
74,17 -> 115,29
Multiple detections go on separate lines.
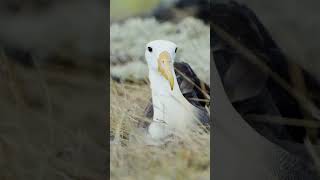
0,0 -> 108,179
211,1 -> 320,180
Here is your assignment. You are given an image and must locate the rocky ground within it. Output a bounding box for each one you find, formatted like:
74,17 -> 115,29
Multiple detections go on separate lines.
110,17 -> 210,84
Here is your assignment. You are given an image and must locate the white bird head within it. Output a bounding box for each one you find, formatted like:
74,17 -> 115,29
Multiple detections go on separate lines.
145,40 -> 178,90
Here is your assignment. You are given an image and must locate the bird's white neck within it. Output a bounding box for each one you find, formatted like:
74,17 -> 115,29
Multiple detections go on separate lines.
147,68 -> 198,140
148,69 -> 182,97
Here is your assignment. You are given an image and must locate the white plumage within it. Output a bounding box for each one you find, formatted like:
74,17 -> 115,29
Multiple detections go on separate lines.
145,40 -> 202,140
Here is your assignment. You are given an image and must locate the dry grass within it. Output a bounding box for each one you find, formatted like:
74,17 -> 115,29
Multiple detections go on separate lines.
110,80 -> 210,180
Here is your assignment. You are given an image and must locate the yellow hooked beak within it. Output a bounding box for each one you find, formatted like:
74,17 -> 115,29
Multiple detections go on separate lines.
158,51 -> 174,90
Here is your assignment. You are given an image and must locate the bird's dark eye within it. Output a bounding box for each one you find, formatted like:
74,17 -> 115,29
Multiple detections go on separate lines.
148,47 -> 152,52
175,47 -> 178,53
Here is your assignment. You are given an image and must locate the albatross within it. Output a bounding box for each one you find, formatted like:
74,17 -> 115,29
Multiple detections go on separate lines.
143,40 -> 210,141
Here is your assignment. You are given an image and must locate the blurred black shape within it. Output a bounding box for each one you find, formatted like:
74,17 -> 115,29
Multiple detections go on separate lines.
212,1 -> 320,144
3,46 -> 34,67
152,0 -> 210,23
212,1 -> 320,179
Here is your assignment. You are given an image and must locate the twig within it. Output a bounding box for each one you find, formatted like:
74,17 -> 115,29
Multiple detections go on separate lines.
304,138 -> 320,177
174,67 -> 210,99
188,98 -> 210,103
245,114 -> 320,128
